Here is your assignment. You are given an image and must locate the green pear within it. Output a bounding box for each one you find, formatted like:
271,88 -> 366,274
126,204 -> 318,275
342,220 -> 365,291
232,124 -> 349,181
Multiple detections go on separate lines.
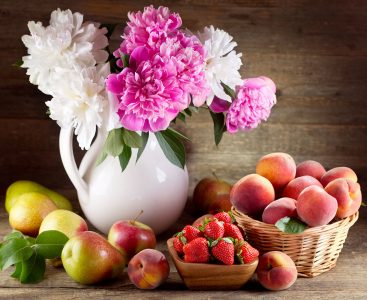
61,231 -> 125,284
5,180 -> 72,213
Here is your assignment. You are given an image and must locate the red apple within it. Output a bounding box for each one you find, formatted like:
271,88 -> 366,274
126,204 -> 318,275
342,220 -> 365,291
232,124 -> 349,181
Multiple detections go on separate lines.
128,249 -> 170,289
108,219 -> 156,262
192,177 -> 232,214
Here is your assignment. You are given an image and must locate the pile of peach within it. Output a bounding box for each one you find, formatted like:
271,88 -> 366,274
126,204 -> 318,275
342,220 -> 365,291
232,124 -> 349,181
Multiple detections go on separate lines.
231,152 -> 362,227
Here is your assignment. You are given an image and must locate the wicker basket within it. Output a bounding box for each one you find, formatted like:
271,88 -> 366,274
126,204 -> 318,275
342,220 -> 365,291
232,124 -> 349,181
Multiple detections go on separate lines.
232,207 -> 359,277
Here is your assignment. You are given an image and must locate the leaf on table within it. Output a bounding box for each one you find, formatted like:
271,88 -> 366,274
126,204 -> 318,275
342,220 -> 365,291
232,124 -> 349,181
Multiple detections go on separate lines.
0,238 -> 33,270
118,145 -> 132,172
20,252 -> 46,284
275,217 -> 307,234
34,230 -> 69,259
11,262 -> 23,279
3,231 -> 24,241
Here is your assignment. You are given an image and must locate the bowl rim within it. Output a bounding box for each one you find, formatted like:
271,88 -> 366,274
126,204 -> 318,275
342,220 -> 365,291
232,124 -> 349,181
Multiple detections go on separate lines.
166,237 -> 259,269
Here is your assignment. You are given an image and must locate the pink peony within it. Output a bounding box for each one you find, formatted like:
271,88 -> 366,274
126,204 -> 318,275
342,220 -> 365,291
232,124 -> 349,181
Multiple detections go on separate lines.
106,47 -> 189,132
226,76 -> 276,133
114,6 -> 182,63
107,6 -> 208,132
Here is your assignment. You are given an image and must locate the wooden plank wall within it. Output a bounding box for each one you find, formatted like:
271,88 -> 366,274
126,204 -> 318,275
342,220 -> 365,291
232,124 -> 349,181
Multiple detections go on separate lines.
0,0 -> 366,197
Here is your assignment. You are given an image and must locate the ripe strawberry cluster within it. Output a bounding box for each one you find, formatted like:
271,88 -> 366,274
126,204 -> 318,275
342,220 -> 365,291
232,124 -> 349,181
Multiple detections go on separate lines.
173,212 -> 259,265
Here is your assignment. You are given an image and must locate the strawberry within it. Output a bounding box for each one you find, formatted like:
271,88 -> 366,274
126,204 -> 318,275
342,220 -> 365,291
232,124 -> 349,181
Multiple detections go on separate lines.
224,223 -> 244,241
173,236 -> 185,254
236,241 -> 259,264
183,237 -> 210,263
204,220 -> 225,240
183,225 -> 203,242
213,212 -> 233,223
211,238 -> 234,265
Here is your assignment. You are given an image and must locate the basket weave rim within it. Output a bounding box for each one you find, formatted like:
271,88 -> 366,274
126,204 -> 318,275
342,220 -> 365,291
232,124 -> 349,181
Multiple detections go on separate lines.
232,207 -> 359,236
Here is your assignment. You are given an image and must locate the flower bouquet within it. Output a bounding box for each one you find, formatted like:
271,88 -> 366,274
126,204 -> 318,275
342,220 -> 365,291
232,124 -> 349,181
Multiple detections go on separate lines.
20,5 -> 276,171
17,5 -> 277,234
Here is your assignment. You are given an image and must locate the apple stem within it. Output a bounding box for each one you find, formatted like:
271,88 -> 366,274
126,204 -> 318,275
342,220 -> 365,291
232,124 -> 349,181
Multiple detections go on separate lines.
132,210 -> 144,223
212,171 -> 219,181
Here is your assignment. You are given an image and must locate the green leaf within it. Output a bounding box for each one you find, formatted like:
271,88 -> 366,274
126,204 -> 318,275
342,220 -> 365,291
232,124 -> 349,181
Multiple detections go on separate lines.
3,231 -> 24,241
184,108 -> 192,117
95,149 -> 108,166
34,230 -> 69,259
155,130 -> 186,169
209,111 -> 226,146
275,217 -> 307,234
221,82 -> 236,99
136,132 -> 149,163
166,127 -> 190,141
118,145 -> 132,172
0,238 -> 33,270
11,262 -> 23,279
20,252 -> 45,284
100,23 -> 117,39
12,58 -> 23,68
122,129 -> 142,148
176,112 -> 186,123
26,237 -> 36,245
105,128 -> 124,157
361,202 -> 367,207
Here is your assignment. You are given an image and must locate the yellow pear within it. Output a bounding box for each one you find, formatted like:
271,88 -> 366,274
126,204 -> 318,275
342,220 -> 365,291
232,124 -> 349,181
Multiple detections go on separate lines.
9,192 -> 58,236
5,180 -> 72,213
39,210 -> 88,239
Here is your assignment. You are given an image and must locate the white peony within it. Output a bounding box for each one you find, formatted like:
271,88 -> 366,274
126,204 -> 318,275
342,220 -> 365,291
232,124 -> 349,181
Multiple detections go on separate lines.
46,63 -> 110,150
197,26 -> 243,104
21,8 -> 108,95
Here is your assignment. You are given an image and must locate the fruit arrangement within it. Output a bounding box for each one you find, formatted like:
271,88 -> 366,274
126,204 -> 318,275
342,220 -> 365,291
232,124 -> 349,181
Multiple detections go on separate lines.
0,182 -> 169,289
230,152 -> 362,231
173,212 -> 259,265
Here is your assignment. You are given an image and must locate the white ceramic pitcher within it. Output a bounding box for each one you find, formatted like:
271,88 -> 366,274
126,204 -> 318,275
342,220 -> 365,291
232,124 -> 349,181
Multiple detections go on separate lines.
59,126 -> 189,234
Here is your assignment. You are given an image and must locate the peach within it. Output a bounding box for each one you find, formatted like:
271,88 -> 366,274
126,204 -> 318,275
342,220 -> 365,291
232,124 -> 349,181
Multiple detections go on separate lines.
325,178 -> 362,218
256,152 -> 296,191
128,249 -> 170,289
230,174 -> 275,216
282,176 -> 323,200
297,186 -> 338,227
262,198 -> 297,225
257,251 -> 297,291
320,167 -> 358,187
296,160 -> 326,181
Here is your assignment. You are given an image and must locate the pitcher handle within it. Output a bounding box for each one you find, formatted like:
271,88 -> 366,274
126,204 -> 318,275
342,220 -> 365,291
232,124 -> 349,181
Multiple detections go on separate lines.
59,126 -> 89,205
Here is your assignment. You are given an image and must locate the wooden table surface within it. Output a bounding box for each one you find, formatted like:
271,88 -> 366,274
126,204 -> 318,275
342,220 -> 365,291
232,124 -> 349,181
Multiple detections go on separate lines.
1,0 -> 367,299
0,192 -> 366,300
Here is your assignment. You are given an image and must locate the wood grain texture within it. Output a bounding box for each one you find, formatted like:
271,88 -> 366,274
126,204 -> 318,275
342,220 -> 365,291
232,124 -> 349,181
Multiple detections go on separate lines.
0,204 -> 366,299
0,0 -> 367,298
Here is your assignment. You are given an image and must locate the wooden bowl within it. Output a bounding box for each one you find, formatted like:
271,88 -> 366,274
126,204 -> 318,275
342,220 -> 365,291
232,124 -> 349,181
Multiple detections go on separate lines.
167,238 -> 258,290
